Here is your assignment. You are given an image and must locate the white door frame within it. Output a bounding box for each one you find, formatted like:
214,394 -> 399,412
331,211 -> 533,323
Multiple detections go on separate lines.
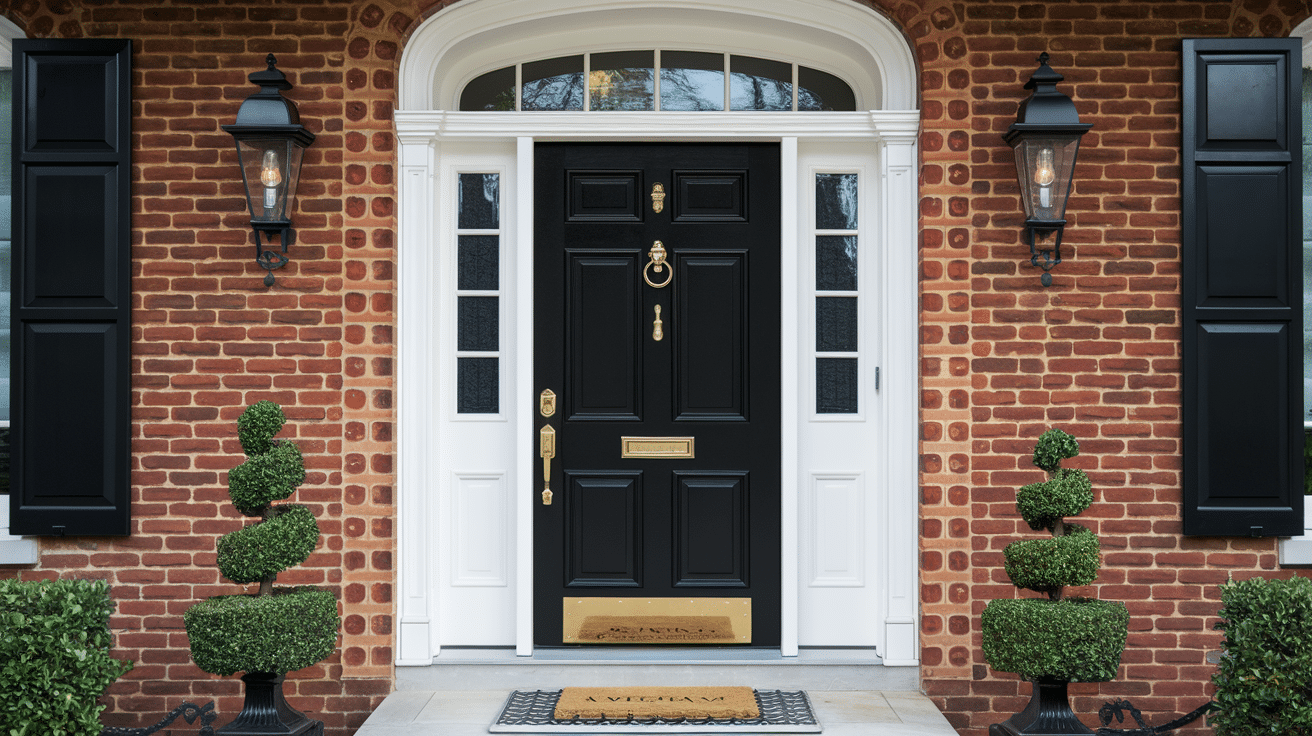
394,0 -> 921,665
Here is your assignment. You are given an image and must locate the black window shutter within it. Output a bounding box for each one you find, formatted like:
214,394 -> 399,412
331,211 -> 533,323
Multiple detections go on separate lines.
1182,38 -> 1303,536
8,39 -> 132,536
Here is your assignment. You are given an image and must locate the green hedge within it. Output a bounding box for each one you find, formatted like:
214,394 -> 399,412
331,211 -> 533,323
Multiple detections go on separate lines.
184,588 -> 338,676
217,504 -> 320,584
1003,524 -> 1101,593
1211,576 -> 1312,736
0,578 -> 133,736
982,597 -> 1128,683
1016,468 -> 1093,532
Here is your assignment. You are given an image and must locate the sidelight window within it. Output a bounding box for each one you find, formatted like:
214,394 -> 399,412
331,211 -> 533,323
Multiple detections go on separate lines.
455,172 -> 502,415
460,51 -> 856,112
814,173 -> 859,414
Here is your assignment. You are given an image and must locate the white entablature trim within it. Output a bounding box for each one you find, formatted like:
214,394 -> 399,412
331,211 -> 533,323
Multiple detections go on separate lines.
397,0 -> 918,112
394,111 -> 922,141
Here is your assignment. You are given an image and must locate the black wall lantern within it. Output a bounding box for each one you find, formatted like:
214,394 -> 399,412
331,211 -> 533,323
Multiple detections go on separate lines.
1004,53 -> 1091,287
224,54 -> 315,286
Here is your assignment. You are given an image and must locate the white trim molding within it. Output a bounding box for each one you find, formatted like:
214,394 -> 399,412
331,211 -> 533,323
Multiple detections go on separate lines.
395,0 -> 921,666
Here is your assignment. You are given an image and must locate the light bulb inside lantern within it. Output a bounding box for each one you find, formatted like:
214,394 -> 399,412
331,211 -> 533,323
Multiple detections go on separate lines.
260,149 -> 282,211
1034,147 -> 1055,210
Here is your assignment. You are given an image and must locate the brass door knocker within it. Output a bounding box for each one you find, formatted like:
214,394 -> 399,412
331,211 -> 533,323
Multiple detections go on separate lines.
643,240 -> 672,288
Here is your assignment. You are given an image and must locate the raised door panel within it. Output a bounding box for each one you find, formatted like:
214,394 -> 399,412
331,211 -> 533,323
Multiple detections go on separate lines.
568,171 -> 643,222
567,253 -> 641,420
673,171 -> 747,222
676,253 -> 746,420
674,473 -> 748,587
565,473 -> 642,587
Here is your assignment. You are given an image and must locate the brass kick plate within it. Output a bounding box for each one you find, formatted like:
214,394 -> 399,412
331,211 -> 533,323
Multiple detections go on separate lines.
621,436 -> 694,458
563,597 -> 751,644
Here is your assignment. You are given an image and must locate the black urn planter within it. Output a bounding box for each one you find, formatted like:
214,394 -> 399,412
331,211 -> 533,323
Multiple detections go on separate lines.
217,672 -> 323,736
989,679 -> 1092,736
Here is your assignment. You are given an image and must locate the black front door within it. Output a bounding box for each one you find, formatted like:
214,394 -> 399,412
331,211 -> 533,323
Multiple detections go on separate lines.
534,143 -> 781,647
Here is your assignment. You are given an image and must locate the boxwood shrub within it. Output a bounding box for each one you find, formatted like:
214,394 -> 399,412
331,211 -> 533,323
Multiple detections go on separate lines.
1003,524 -> 1101,593
1211,576 -> 1312,736
1031,428 -> 1079,474
184,587 -> 338,676
0,578 -> 133,736
1016,468 -> 1093,532
981,597 -> 1128,683
217,504 -> 320,584
227,441 -> 306,517
237,399 -> 286,456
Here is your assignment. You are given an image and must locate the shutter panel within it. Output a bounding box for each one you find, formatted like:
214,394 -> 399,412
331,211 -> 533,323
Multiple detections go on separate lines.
1182,38 -> 1303,536
8,39 -> 132,536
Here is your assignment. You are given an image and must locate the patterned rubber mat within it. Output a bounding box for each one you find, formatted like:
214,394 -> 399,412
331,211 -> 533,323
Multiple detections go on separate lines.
490,689 -> 822,733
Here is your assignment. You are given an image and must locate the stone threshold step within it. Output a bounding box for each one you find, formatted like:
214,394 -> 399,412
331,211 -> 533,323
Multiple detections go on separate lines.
356,690 -> 958,736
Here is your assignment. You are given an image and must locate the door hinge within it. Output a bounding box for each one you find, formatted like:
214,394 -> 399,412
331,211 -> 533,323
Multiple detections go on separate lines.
875,366 -> 880,391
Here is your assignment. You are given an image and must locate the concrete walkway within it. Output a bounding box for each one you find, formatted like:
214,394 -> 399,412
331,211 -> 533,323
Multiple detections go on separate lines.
355,689 -> 958,735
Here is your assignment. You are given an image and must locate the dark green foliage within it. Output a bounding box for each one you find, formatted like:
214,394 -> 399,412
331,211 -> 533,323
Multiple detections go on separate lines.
981,597 -> 1128,683
184,588 -> 339,676
228,440 -> 305,517
1032,428 -> 1080,474
1016,468 -> 1093,531
1004,524 -> 1101,593
1210,576 -> 1312,736
237,399 -> 285,457
0,578 -> 133,735
217,505 -> 320,584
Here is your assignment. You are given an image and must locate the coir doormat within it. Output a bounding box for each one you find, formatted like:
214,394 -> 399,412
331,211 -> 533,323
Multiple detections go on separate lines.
490,689 -> 822,733
556,687 -> 759,720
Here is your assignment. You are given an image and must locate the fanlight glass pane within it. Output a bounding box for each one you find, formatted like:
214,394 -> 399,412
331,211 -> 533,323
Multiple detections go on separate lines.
590,51 -> 654,111
523,56 -> 584,111
461,66 -> 516,111
815,173 -> 858,230
729,55 -> 792,111
798,67 -> 856,111
660,51 -> 725,111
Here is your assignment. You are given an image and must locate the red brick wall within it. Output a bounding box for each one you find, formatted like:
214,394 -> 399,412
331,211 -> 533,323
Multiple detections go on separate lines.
0,0 -> 412,732
3,0 -> 1312,734
911,1 -> 1312,734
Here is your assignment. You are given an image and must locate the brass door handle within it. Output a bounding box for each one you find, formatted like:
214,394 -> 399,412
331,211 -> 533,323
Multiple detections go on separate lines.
643,241 -> 672,288
653,304 -> 664,341
540,424 -> 556,505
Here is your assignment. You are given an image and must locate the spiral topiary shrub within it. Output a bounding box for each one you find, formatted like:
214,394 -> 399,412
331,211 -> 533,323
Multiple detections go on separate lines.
982,429 -> 1129,735
184,401 -> 339,681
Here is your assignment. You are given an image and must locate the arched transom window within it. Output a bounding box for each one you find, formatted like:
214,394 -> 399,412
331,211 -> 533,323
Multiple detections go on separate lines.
460,51 -> 856,111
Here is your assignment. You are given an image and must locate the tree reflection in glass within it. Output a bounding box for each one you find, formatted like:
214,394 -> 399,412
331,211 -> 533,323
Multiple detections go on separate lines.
522,56 -> 584,111
590,51 -> 653,111
730,55 -> 793,111
660,51 -> 725,111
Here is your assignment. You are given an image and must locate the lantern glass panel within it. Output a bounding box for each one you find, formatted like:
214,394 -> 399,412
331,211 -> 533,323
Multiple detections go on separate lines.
1012,135 -> 1081,223
234,138 -> 305,223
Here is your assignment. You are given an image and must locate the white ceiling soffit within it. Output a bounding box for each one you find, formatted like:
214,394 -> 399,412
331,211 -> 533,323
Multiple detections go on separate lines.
398,0 -> 918,112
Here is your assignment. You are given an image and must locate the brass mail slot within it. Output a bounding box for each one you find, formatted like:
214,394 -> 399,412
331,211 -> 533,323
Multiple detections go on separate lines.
621,436 -> 695,458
